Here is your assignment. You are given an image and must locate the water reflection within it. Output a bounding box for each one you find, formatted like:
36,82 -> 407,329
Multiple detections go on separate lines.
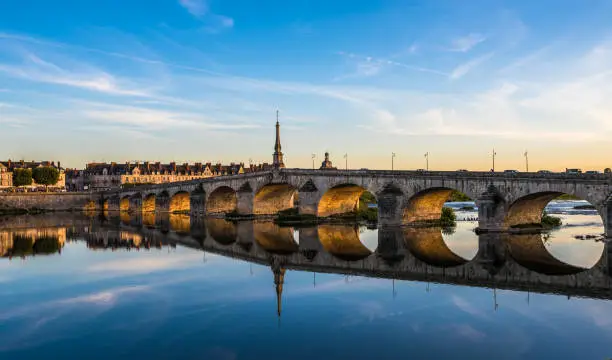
0,227 -> 65,258
1,213 -> 611,300
2,212 -> 612,360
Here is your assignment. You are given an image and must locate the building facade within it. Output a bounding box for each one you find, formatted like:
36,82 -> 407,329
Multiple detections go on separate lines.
66,161 -> 246,192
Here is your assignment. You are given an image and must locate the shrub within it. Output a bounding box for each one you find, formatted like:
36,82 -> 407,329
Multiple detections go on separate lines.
541,212 -> 562,228
440,207 -> 457,227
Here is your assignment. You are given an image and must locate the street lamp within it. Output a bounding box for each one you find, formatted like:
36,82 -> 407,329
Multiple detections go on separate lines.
391,152 -> 396,170
311,153 -> 316,170
524,151 -> 529,172
492,148 -> 497,172
343,153 -> 348,171
424,152 -> 429,171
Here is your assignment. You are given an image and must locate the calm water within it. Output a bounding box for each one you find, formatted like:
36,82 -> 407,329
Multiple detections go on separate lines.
1,205 -> 612,360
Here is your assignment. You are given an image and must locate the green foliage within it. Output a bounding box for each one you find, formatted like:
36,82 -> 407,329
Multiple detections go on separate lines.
447,190 -> 472,202
357,191 -> 377,222
12,168 -> 32,187
440,207 -> 457,227
556,194 -> 580,200
11,235 -> 34,256
541,212 -> 562,228
359,191 -> 376,205
276,208 -> 318,224
32,166 -> 60,187
32,236 -> 61,254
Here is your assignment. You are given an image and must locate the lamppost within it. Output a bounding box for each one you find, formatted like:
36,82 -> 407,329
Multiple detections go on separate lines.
524,151 -> 529,172
344,153 -> 348,171
391,152 -> 396,170
424,152 -> 429,171
492,148 -> 497,172
311,154 -> 316,170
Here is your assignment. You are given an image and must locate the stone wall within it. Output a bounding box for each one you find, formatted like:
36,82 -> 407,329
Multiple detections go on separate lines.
0,193 -> 95,212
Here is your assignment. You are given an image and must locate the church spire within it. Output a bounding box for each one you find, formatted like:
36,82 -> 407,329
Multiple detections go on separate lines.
273,266 -> 286,318
272,110 -> 285,168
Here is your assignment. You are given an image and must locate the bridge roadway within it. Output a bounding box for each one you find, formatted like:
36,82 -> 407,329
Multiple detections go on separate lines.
80,214 -> 612,301
94,168 -> 612,236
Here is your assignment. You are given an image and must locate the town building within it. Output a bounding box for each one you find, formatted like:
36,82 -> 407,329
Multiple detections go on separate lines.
0,160 -> 65,190
65,161 -> 247,192
319,152 -> 337,170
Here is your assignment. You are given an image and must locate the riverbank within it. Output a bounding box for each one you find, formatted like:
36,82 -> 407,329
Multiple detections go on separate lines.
0,192 -> 95,213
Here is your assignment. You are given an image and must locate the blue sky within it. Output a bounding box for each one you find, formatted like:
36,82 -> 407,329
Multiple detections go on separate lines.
1,0 -> 611,170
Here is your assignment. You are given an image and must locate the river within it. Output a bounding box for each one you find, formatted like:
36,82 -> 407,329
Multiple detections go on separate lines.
0,203 -> 611,359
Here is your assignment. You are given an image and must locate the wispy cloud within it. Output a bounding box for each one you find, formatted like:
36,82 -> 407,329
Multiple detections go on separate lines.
179,0 -> 208,17
79,103 -> 260,132
448,33 -> 487,52
450,52 -> 494,79
336,51 -> 447,80
0,53 -> 150,96
87,254 -> 204,274
178,0 -> 234,31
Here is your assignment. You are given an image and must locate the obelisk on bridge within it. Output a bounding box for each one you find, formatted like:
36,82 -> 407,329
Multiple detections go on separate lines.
273,110 -> 285,168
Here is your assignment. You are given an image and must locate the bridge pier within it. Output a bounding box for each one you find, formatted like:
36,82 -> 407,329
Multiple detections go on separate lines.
190,192 -> 206,215
297,183 -> 321,216
236,189 -> 254,215
377,191 -> 404,226
603,202 -> 612,238
236,221 -> 255,251
107,196 -> 121,212
298,227 -> 323,261
156,193 -> 170,214
475,232 -> 507,276
129,196 -> 142,213
476,185 -> 506,232
376,226 -> 406,266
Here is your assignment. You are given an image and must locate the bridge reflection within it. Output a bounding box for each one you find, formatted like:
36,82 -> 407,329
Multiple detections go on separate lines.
71,213 -> 612,300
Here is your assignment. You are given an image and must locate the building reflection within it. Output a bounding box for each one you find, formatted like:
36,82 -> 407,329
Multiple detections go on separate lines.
0,227 -> 66,258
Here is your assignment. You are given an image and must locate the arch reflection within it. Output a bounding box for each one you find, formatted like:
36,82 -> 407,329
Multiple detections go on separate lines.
317,224 -> 372,261
504,233 -> 589,275
403,227 -> 470,268
206,218 -> 237,245
253,222 -> 298,254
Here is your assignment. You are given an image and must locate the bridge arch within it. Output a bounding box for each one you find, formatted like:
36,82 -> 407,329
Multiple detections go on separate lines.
143,193 -> 156,213
207,186 -> 237,214
253,183 -> 297,215
403,187 -> 473,225
169,191 -> 190,213
317,184 -> 375,218
503,191 -> 606,230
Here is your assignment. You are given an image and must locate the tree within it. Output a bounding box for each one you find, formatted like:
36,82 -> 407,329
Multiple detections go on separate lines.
12,168 -> 32,187
32,166 -> 60,191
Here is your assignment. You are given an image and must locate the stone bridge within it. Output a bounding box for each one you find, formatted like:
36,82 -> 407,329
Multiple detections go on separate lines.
93,168 -> 612,234
82,214 -> 612,300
